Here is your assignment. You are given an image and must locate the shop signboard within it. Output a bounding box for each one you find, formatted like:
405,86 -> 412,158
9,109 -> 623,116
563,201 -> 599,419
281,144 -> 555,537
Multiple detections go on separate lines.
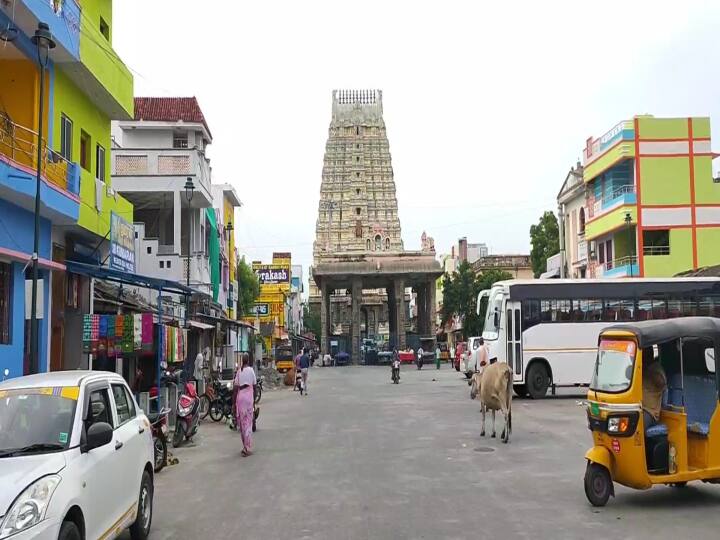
110,212 -> 136,273
251,303 -> 270,316
254,264 -> 290,285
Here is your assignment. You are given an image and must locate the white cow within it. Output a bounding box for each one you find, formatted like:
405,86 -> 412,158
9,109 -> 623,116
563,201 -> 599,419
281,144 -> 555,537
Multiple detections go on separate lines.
470,362 -> 513,443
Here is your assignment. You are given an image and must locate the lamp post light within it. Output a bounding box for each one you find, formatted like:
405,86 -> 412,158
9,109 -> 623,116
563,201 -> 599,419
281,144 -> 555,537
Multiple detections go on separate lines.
184,177 -> 195,323
624,212 -> 634,278
28,23 -> 55,374
225,220 -> 234,241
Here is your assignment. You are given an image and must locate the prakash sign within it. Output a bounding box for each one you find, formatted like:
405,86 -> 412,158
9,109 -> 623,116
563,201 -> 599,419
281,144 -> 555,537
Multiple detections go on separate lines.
255,265 -> 289,285
110,212 -> 136,273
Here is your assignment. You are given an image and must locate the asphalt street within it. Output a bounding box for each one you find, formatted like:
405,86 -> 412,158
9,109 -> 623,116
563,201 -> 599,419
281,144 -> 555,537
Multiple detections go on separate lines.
140,365 -> 720,540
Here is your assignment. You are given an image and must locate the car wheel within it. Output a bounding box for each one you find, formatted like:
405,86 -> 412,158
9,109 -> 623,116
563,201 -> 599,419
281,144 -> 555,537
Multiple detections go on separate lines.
58,521 -> 81,540
584,462 -> 612,507
514,384 -> 528,398
526,362 -> 549,399
129,470 -> 153,540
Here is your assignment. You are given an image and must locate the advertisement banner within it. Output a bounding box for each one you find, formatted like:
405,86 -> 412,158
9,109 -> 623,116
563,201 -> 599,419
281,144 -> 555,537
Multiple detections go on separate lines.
250,303 -> 270,316
110,212 -> 136,273
254,264 -> 290,285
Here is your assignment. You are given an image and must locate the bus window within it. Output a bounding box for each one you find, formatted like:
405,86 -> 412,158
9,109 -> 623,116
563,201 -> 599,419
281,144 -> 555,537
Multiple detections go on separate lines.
637,300 -> 651,320
603,299 -> 634,321
652,299 -> 667,319
576,299 -> 602,321
522,300 -> 540,330
698,296 -> 720,317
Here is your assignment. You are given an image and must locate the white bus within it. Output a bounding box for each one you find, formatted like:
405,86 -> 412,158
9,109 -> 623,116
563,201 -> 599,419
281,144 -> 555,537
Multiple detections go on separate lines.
476,278 -> 720,398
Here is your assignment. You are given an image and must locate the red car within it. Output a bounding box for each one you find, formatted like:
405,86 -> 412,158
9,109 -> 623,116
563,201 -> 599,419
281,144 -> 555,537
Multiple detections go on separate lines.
398,350 -> 416,363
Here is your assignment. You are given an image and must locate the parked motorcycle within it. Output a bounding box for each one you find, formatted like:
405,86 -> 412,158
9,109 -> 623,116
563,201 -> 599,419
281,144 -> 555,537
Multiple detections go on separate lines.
171,372 -> 200,448
148,407 -> 171,472
416,356 -> 424,370
391,360 -> 400,384
209,382 -> 233,422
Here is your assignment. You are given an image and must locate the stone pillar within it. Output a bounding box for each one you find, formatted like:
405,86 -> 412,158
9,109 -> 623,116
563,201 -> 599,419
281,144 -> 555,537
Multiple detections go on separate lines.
426,279 -> 436,337
351,279 -> 362,364
416,284 -> 427,336
320,283 -> 329,355
387,284 -> 397,349
394,278 -> 406,350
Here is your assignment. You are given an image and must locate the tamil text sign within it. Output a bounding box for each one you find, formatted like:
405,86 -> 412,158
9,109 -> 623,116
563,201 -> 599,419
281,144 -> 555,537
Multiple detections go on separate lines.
110,212 -> 136,273
254,264 -> 290,286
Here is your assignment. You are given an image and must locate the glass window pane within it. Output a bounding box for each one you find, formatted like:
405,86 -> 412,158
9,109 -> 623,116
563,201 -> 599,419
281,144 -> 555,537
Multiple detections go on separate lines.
111,384 -> 131,425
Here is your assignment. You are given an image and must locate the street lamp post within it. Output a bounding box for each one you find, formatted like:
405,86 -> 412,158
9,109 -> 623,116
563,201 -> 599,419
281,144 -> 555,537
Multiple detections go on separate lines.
29,23 -> 55,374
625,212 -> 634,278
184,178 -> 195,323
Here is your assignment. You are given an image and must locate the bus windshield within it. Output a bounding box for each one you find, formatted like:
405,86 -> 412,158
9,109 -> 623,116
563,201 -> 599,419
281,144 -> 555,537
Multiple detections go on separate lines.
590,339 -> 637,393
483,289 -> 504,340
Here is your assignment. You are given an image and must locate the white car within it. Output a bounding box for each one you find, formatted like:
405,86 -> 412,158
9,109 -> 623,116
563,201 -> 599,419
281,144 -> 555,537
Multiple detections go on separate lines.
463,337 -> 484,378
0,371 -> 155,540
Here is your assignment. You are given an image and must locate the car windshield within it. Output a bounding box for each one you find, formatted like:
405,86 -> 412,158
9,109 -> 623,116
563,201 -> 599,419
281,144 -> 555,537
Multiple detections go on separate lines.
0,388 -> 77,455
276,349 -> 293,360
590,340 -> 637,393
482,290 -> 503,340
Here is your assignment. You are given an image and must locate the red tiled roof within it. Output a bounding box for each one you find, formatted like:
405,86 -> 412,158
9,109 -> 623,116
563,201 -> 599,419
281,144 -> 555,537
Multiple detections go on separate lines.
133,97 -> 212,140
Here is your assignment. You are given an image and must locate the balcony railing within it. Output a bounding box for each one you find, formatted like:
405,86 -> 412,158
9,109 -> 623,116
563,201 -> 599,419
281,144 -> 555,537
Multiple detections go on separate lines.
603,255 -> 638,272
643,245 -> 670,256
113,148 -> 211,195
0,111 -> 79,195
589,185 -> 636,218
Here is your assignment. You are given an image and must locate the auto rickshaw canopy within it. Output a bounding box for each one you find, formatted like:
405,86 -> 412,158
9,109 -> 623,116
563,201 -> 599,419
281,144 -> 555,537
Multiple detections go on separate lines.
601,317 -> 720,349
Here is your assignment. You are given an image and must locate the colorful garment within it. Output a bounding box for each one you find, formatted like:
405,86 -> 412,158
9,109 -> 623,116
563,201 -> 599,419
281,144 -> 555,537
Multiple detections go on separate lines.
133,314 -> 142,350
122,315 -> 134,353
141,313 -> 153,351
234,367 -> 257,452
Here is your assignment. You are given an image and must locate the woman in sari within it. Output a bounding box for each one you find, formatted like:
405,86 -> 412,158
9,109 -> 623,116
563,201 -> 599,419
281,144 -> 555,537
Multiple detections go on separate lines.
233,353 -> 256,456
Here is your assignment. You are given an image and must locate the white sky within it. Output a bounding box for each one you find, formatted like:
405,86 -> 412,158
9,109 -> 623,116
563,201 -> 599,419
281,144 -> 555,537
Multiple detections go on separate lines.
113,0 -> 720,288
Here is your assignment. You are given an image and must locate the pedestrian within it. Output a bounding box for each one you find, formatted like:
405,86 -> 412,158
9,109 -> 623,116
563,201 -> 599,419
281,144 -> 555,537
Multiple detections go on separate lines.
323,351 -> 332,367
233,353 -> 256,456
477,337 -> 489,373
299,347 -> 311,395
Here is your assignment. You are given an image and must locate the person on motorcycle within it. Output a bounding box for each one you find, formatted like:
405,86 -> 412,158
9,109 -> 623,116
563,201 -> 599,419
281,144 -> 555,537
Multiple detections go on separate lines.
391,348 -> 400,382
416,347 -> 424,369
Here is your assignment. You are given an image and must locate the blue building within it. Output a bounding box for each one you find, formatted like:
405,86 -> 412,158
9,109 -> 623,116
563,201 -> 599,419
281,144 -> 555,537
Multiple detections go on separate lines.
0,1 -> 82,377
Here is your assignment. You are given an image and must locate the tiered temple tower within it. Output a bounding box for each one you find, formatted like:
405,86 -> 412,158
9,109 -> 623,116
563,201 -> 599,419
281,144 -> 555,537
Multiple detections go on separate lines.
313,89 -> 404,259
309,90 -> 445,357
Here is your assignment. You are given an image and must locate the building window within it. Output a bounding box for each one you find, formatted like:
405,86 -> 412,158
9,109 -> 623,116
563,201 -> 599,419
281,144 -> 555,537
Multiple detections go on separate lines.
356,188 -> 360,195
99,17 -> 110,40
366,239 -> 371,250
356,126 -> 360,136
356,207 -> 361,216
579,207 -> 586,234
375,235 -> 382,251
159,261 -> 164,269
95,144 -> 105,182
147,246 -> 152,254
356,156 -> 359,162
167,260 -> 171,268
60,115 -> 73,161
80,130 -> 91,171
173,132 -> 188,149
0,262 -> 10,344
385,238 -> 390,250
643,229 -> 670,256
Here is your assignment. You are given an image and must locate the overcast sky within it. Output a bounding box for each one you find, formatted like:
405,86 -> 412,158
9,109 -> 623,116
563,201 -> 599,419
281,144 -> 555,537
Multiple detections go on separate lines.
114,0 -> 720,288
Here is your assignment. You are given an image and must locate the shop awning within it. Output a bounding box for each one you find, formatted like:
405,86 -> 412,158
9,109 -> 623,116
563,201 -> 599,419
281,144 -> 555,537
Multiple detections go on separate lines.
66,260 -> 194,295
188,320 -> 215,330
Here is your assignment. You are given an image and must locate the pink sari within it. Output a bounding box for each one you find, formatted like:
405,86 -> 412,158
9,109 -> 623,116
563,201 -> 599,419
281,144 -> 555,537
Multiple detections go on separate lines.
235,387 -> 254,451
234,367 -> 256,451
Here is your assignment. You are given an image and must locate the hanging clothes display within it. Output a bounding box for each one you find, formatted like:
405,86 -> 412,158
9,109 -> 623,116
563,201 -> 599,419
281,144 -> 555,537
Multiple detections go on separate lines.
141,313 -> 153,351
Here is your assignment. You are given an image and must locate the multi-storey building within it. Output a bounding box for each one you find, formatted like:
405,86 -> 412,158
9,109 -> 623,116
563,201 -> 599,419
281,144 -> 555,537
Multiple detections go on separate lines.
0,1 -> 134,376
583,116 -> 720,278
112,97 -> 216,304
212,183 -> 242,317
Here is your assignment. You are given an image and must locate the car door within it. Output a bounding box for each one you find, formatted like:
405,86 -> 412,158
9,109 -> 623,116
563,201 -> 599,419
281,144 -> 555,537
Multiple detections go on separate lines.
110,382 -> 147,514
78,383 -> 124,540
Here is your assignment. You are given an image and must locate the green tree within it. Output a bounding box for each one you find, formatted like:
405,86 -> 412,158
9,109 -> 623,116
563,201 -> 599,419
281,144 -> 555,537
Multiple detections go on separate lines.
236,257 -> 260,316
529,211 -> 560,278
440,262 -> 511,338
303,304 -> 321,338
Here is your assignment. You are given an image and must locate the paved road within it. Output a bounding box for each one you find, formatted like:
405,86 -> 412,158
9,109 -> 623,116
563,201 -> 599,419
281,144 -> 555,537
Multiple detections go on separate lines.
143,365 -> 720,540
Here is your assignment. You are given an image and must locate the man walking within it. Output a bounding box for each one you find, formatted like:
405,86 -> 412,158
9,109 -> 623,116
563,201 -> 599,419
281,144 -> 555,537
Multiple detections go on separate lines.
299,347 -> 311,395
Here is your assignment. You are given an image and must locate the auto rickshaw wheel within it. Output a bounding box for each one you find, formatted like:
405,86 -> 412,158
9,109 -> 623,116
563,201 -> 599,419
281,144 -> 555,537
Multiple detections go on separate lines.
670,482 -> 687,488
584,462 -> 612,507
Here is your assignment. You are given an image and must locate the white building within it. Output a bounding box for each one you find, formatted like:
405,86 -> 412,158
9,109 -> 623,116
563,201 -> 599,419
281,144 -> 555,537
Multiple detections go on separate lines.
557,162 -> 588,278
288,264 -> 304,336
111,97 -> 230,309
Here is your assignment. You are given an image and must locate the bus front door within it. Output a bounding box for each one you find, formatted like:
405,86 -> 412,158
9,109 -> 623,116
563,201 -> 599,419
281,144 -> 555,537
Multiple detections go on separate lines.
506,303 -> 522,377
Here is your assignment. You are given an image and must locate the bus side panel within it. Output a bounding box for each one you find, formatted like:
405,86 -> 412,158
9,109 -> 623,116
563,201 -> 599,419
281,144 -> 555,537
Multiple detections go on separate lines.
521,322 -> 609,386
